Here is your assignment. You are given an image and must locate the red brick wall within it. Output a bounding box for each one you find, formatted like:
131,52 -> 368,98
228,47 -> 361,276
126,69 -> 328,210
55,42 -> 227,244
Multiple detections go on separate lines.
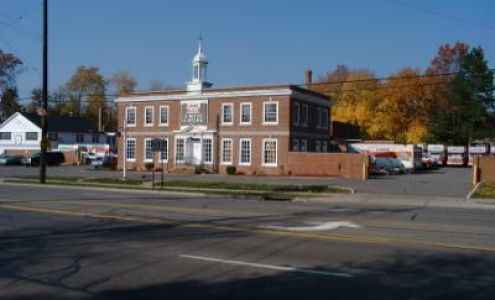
286,152 -> 369,180
476,156 -> 495,183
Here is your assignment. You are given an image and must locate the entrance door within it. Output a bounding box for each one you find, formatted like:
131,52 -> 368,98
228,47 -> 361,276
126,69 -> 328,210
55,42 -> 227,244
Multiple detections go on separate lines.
192,140 -> 201,165
14,134 -> 22,144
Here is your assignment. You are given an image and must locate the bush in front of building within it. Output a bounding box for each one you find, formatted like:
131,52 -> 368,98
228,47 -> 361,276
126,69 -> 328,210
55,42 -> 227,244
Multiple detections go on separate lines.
226,166 -> 236,175
195,167 -> 211,174
144,162 -> 154,171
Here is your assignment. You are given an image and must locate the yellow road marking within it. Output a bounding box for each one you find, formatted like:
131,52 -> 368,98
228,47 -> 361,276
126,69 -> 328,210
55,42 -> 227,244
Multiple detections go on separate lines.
3,198 -> 488,236
1,203 -> 495,253
0,198 -> 274,219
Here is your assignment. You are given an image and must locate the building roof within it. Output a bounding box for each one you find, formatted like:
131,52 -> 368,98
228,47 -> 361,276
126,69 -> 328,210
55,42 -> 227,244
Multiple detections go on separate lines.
117,84 -> 331,101
23,113 -> 95,133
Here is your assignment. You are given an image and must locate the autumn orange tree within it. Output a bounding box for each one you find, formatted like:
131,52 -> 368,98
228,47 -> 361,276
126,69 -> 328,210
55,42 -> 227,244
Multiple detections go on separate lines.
314,42 -> 494,144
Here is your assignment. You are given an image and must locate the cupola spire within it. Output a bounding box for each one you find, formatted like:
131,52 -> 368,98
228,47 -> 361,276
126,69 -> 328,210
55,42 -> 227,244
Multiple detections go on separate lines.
187,36 -> 212,95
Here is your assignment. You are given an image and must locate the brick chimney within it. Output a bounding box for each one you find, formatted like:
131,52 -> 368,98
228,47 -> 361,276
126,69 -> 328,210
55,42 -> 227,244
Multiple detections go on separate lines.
305,69 -> 313,87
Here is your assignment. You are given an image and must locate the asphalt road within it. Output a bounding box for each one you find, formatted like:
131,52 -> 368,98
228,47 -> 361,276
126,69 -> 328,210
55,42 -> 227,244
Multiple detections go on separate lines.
0,165 -> 473,198
0,184 -> 494,299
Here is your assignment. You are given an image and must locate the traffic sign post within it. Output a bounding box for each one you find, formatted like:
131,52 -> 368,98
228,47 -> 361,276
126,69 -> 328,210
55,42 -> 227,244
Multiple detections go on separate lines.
151,139 -> 166,190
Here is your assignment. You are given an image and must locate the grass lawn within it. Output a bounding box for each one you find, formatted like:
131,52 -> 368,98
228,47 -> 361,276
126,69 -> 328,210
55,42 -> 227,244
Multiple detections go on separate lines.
8,177 -> 348,194
161,180 -> 347,193
473,182 -> 495,199
18,175 -> 83,182
83,178 -> 143,185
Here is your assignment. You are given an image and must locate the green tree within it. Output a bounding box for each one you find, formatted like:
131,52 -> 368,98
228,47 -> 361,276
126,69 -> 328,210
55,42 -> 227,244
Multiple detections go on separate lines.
0,50 -> 22,90
427,46 -> 495,144
111,71 -> 137,94
0,87 -> 20,119
65,66 -> 107,130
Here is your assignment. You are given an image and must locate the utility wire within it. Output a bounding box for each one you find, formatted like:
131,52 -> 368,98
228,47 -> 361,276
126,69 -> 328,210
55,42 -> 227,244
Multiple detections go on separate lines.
378,0 -> 495,31
14,68 -> 495,103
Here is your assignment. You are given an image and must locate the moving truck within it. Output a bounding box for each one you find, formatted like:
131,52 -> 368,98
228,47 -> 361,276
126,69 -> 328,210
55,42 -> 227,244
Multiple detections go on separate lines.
446,146 -> 468,166
426,144 -> 447,166
468,145 -> 490,166
349,143 -> 422,171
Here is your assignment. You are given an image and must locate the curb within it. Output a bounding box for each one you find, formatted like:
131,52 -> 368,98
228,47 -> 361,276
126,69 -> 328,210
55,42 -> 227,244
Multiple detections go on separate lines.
466,182 -> 481,200
0,179 -> 348,201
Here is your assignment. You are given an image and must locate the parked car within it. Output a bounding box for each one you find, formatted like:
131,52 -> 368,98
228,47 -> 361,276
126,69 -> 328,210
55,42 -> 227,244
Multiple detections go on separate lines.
421,153 -> 434,169
370,157 -> 396,175
0,154 -> 24,166
387,157 -> 408,174
82,152 -> 97,164
91,155 -> 117,169
30,152 -> 65,166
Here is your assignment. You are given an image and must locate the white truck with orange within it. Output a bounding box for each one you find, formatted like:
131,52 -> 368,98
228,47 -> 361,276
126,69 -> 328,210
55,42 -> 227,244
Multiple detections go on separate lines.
468,145 -> 490,166
349,143 -> 422,171
446,146 -> 468,166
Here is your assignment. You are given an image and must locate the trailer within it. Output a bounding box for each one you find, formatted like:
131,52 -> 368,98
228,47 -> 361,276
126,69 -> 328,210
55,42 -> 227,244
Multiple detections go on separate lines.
349,143 -> 422,171
426,144 -> 447,166
468,145 -> 490,166
446,146 -> 467,166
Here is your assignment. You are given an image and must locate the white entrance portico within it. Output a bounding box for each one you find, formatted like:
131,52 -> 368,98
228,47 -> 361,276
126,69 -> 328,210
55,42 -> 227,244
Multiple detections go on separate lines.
174,126 -> 215,166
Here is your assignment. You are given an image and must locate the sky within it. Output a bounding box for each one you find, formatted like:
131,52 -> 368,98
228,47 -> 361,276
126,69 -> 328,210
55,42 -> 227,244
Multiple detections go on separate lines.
0,0 -> 494,103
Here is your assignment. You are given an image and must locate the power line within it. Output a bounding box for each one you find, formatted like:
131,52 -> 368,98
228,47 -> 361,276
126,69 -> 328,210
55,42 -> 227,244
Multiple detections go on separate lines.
378,0 -> 495,31
308,69 -> 495,88
13,68 -> 494,104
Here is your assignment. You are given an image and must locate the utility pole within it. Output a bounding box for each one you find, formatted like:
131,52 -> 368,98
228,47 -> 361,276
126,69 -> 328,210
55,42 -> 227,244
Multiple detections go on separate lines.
40,0 -> 48,184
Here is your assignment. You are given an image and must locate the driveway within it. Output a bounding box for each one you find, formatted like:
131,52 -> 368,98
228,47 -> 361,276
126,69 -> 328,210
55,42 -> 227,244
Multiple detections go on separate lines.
0,165 -> 473,199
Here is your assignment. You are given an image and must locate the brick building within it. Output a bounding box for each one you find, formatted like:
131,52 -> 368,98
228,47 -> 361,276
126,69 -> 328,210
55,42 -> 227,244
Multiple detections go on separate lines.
115,41 -> 333,175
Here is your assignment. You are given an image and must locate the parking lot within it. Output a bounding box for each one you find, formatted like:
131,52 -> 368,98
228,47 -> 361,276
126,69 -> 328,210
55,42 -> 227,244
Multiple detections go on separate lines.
0,164 -> 473,199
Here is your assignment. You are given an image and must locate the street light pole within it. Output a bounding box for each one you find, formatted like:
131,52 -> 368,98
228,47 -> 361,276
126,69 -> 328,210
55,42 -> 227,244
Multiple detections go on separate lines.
122,126 -> 126,180
40,0 -> 48,184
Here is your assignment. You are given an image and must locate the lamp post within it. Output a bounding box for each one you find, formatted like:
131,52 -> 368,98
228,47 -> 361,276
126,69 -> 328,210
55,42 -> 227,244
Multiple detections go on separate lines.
121,126 -> 126,180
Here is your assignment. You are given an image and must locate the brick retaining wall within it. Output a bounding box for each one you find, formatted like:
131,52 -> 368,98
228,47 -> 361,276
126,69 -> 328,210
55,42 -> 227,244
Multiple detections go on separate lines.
286,152 -> 369,180
475,156 -> 495,183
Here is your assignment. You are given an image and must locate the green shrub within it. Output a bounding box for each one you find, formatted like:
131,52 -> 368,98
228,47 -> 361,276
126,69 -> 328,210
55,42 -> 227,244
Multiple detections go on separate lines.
226,165 -> 236,175
195,167 -> 211,174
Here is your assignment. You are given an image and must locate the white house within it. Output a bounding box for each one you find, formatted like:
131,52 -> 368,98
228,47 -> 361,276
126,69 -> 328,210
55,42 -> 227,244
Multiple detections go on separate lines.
0,112 -> 113,156
0,112 -> 41,156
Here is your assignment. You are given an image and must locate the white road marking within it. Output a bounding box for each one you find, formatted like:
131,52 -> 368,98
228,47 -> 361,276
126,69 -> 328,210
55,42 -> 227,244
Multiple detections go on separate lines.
262,221 -> 361,231
179,254 -> 352,278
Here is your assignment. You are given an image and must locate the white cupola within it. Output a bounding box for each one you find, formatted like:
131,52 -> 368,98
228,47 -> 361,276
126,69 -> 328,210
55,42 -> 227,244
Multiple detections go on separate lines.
187,38 -> 212,95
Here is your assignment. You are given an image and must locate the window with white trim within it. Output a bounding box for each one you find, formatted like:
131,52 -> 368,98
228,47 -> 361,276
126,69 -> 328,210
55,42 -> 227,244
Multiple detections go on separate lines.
293,102 -> 300,126
159,106 -> 169,126
316,107 -> 322,129
0,132 -> 11,140
222,103 -> 233,125
292,139 -> 299,152
26,132 -> 38,141
262,139 -> 277,166
315,140 -> 321,152
301,104 -> 309,127
221,139 -> 233,164
202,139 -> 212,164
126,139 -> 136,161
176,138 -> 185,162
126,107 -> 136,126
144,107 -> 154,126
76,134 -> 84,143
144,138 -> 153,161
240,103 -> 252,125
263,102 -> 278,124
300,139 -> 308,152
160,139 -> 168,161
322,108 -> 329,129
239,139 -> 251,165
